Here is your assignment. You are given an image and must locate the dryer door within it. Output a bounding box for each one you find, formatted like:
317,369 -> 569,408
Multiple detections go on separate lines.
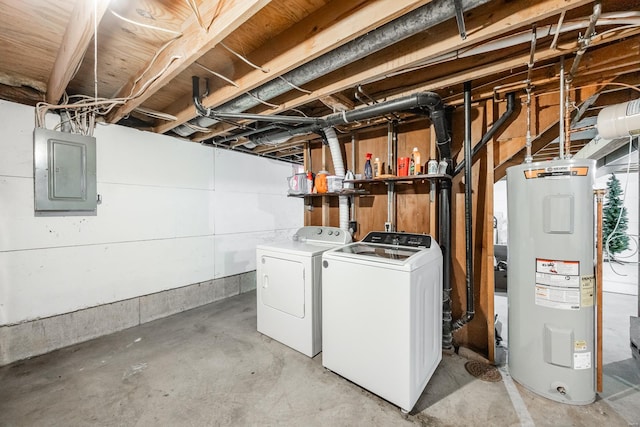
260,255 -> 305,318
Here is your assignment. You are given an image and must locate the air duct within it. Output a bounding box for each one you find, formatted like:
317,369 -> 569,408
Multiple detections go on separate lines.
173,0 -> 492,137
323,127 -> 350,231
597,100 -> 640,139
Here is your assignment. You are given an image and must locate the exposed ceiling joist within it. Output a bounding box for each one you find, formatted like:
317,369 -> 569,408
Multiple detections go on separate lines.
46,0 -> 111,104
106,0 -> 273,123
154,0 -> 432,134
188,0 -> 593,142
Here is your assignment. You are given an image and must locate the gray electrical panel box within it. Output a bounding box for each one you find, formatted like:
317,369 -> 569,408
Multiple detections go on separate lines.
34,128 -> 97,213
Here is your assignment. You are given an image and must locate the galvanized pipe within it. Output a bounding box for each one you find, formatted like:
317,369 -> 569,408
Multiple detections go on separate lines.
174,0 -> 492,137
567,1 -> 602,83
453,81 -> 475,331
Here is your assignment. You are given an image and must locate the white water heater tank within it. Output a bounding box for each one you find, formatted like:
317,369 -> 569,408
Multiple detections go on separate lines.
507,158 -> 596,405
597,99 -> 640,139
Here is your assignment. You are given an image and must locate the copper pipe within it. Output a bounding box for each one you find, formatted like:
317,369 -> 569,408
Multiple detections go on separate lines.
564,81 -> 572,157
559,57 -> 566,159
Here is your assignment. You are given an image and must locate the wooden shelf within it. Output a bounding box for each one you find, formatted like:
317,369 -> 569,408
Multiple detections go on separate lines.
344,174 -> 451,184
287,188 -> 369,198
287,175 -> 451,197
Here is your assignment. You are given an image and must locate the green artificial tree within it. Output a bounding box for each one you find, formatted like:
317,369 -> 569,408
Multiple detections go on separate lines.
603,173 -> 630,260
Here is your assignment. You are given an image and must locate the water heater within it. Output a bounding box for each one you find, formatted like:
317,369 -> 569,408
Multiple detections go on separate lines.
507,158 -> 596,404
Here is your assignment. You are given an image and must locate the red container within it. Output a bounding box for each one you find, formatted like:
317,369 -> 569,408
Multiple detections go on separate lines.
397,157 -> 410,176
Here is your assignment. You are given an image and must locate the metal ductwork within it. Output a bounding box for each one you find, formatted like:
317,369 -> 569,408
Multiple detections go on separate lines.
173,0 -> 492,137
242,91 -> 450,145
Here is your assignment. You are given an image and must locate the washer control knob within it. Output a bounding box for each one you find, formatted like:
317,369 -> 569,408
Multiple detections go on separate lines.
328,230 -> 334,235
335,231 -> 340,236
316,228 -> 323,235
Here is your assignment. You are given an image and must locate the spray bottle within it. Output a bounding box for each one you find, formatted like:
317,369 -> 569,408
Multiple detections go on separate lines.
364,153 -> 373,179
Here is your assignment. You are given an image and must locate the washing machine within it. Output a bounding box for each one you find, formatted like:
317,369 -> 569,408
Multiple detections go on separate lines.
256,226 -> 351,357
321,231 -> 442,412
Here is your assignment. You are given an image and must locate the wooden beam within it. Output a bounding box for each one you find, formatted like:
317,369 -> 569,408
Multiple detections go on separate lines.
0,82 -> 44,106
253,138 -> 308,154
276,148 -> 304,158
187,0 -> 593,138
494,70 -> 640,180
154,0 -> 431,134
46,0 -> 111,104
494,121 -> 560,181
319,94 -> 355,112
106,0 -> 273,123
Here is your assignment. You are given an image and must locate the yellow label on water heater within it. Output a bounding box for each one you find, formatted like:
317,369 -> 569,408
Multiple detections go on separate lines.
580,275 -> 595,307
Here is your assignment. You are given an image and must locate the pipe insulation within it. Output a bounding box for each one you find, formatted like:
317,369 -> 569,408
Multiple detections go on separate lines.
173,0 -> 492,137
385,12 -> 640,82
323,127 -> 350,232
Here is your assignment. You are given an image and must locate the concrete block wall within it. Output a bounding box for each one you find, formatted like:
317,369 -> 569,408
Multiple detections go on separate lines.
0,273 -> 252,365
0,100 -> 301,365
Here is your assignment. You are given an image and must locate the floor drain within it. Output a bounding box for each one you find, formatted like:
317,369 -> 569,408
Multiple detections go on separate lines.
464,361 -> 502,382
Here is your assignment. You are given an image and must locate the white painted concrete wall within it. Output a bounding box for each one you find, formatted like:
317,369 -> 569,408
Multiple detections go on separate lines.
0,100 -> 302,325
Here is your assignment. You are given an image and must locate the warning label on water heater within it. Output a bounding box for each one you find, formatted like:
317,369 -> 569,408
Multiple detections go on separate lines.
535,258 -> 581,310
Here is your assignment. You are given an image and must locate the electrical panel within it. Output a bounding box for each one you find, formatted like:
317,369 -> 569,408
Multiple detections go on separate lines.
33,128 -> 97,213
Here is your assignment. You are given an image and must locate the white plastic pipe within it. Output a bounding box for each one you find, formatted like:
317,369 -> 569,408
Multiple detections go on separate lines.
324,127 -> 350,232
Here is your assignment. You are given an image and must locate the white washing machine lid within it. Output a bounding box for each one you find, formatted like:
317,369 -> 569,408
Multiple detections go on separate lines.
324,240 -> 441,268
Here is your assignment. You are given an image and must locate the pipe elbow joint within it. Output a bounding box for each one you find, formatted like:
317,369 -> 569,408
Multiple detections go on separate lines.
415,92 -> 444,111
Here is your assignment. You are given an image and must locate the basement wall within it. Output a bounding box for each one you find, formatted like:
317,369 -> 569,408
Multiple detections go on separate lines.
0,100 -> 302,365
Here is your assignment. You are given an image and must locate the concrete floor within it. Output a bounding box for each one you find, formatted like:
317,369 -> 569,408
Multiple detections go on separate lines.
0,291 -> 636,426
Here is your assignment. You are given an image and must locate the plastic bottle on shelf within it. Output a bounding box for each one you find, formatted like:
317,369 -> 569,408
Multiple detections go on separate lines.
373,157 -> 383,178
411,147 -> 421,175
315,170 -> 328,193
364,153 -> 373,179
397,157 -> 409,176
427,159 -> 438,175
306,171 -> 314,193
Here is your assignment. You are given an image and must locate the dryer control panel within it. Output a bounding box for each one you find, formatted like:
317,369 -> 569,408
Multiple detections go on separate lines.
362,232 -> 432,248
292,226 -> 352,245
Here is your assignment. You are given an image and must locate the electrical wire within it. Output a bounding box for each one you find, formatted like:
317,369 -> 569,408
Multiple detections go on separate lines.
36,10 -> 184,136
186,0 -> 224,32
278,76 -> 312,94
220,42 -> 269,73
194,62 -> 239,87
604,135 -> 637,275
109,9 -> 182,36
245,91 -> 280,108
128,38 -> 182,98
185,0 -> 206,31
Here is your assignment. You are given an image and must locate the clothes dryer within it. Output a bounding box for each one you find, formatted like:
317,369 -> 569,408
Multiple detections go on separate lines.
256,226 -> 351,357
